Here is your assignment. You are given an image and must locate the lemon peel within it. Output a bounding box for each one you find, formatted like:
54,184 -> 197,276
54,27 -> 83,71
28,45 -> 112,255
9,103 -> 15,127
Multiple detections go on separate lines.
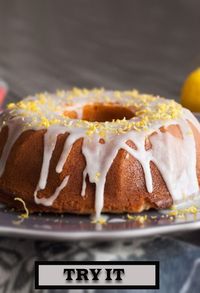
14,197 -> 29,219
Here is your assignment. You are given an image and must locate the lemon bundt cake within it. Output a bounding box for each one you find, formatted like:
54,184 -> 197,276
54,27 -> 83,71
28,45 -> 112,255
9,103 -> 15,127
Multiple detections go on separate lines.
0,88 -> 199,218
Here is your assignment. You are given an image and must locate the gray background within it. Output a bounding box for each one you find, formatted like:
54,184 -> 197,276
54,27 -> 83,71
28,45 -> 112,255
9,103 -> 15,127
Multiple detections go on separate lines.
0,0 -> 200,99
0,0 -> 200,292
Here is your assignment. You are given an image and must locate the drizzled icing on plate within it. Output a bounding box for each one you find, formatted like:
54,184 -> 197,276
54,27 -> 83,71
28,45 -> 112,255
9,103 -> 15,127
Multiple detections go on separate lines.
0,88 -> 200,218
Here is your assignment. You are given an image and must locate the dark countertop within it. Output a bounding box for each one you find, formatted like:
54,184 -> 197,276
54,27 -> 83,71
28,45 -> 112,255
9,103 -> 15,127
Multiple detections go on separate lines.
0,1 -> 200,292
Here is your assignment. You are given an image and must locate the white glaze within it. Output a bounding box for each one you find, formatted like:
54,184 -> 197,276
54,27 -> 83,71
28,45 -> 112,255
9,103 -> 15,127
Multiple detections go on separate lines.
0,90 -> 199,218
151,119 -> 199,200
38,125 -> 66,190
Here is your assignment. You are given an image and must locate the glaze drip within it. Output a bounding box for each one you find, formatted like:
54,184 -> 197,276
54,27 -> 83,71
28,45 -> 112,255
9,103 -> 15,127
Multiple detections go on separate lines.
34,175 -> 69,206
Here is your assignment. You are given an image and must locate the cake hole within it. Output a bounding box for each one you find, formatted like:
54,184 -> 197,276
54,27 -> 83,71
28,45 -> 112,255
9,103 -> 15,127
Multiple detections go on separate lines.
82,103 -> 135,122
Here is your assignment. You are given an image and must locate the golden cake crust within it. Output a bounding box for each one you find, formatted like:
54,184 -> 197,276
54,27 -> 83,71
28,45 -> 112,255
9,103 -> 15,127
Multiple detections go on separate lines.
0,122 -> 199,214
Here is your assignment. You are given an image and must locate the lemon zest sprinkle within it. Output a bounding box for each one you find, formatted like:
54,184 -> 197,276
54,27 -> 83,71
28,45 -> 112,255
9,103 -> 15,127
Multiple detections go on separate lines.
6,89 -> 183,136
127,214 -> 148,223
91,217 -> 107,224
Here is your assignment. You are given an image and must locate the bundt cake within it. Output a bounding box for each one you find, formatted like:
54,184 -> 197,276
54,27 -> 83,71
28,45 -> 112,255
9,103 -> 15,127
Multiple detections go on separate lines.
0,88 -> 199,218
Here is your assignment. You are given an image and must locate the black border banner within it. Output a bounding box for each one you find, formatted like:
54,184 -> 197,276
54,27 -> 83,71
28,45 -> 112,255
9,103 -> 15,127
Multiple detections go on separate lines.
35,261 -> 159,290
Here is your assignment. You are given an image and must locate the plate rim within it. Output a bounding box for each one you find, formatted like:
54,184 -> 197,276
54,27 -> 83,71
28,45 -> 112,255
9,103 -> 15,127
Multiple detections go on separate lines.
0,219 -> 200,241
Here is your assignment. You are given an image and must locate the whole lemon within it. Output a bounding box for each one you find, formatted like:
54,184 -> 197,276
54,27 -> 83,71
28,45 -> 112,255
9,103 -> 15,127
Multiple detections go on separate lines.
181,68 -> 200,112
